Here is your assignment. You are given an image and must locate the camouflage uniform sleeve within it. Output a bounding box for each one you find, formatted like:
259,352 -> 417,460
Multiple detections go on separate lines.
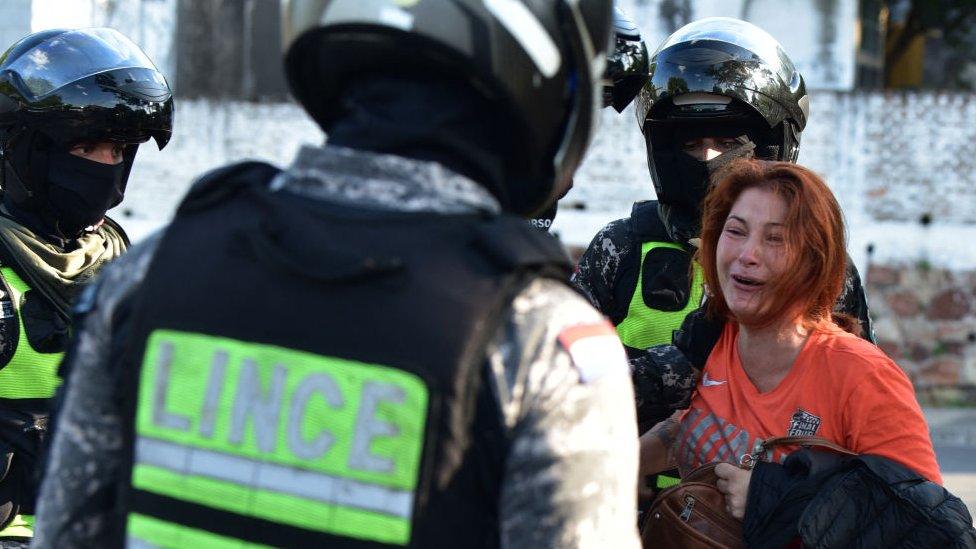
629,346 -> 700,435
570,218 -> 632,317
487,279 -> 640,549
836,255 -> 876,343
32,234 -> 162,549
628,307 -> 724,434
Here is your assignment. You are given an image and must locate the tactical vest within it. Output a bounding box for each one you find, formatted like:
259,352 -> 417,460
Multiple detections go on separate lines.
614,201 -> 704,353
117,162 -> 571,548
0,217 -> 127,540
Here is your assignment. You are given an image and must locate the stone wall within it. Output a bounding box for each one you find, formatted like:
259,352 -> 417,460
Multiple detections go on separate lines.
867,262 -> 976,396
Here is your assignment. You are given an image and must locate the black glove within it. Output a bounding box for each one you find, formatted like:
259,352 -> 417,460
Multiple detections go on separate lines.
672,306 -> 724,371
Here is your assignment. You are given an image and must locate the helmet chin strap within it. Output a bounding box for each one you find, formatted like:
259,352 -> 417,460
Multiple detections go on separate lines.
706,138 -> 757,170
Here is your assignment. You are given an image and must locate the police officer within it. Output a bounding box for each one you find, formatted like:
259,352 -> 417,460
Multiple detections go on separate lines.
35,1 -> 640,547
531,6 -> 649,232
571,18 -> 875,435
0,28 -> 172,545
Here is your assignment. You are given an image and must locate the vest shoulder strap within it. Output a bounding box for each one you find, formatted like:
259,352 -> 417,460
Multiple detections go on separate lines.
629,200 -> 671,243
175,161 -> 281,217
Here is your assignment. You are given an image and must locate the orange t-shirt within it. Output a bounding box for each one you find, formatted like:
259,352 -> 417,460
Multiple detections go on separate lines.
677,322 -> 942,484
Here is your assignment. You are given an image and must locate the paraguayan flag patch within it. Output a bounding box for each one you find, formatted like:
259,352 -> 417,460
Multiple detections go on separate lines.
558,321 -> 628,383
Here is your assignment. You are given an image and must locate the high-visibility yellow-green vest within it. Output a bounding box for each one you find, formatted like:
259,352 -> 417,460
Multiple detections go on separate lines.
0,514 -> 33,539
0,267 -> 64,400
614,241 -> 704,350
0,267 -> 65,540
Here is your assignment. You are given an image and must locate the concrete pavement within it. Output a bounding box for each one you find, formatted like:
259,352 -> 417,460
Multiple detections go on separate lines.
926,408 -> 976,520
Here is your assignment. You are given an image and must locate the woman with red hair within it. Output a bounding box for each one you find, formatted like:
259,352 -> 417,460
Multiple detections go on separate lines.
637,159 -> 967,545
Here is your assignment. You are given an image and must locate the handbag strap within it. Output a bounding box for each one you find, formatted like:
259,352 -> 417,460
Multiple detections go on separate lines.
739,435 -> 856,469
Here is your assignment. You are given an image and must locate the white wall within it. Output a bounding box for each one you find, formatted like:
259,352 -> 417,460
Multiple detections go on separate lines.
117,92 -> 976,278
559,90 -> 976,273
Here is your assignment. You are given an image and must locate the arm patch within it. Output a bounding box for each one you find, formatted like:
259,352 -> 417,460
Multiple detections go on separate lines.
558,321 -> 627,383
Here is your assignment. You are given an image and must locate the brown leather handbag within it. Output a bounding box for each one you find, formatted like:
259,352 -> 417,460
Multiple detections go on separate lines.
639,436 -> 855,548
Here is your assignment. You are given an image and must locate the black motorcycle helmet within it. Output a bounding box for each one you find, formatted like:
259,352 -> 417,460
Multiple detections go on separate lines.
0,27 -> 173,230
534,6 -> 648,232
282,0 -> 613,218
633,17 -> 808,244
604,6 -> 648,112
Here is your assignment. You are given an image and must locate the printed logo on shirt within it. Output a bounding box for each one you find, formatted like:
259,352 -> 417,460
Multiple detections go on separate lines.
701,372 -> 727,387
558,321 -> 627,384
787,408 -> 822,437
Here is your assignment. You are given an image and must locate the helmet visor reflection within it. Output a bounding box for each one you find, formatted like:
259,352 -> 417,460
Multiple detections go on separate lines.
656,17 -> 795,85
5,28 -> 161,99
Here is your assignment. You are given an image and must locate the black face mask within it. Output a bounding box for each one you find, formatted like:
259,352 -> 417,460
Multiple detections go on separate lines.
653,139 -> 756,245
45,150 -> 125,236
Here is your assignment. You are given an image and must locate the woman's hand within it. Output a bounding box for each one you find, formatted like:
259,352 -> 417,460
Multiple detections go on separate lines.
714,462 -> 751,520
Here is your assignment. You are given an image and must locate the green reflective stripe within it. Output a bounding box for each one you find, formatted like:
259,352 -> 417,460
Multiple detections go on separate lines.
0,514 -> 33,538
132,329 -> 429,545
128,513 -> 271,549
615,242 -> 704,350
0,268 -> 62,399
655,475 -> 680,489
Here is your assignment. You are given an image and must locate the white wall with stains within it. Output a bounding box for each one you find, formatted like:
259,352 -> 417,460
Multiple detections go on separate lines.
116,90 -> 976,277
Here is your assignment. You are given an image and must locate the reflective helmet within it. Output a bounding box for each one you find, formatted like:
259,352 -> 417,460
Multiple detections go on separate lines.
634,17 -> 808,244
0,28 -> 173,210
603,7 -> 649,112
282,0 -> 613,217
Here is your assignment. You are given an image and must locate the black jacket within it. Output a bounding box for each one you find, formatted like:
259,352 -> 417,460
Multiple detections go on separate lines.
745,450 -> 976,549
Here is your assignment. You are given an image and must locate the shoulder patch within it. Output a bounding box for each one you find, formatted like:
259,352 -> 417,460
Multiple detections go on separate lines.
558,321 -> 628,383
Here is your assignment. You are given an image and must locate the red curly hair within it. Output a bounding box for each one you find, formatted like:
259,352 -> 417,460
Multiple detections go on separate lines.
696,159 -> 855,332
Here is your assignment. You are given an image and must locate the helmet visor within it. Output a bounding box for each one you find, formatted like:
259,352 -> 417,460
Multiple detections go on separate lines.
5,28 -> 161,100
656,17 -> 795,85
